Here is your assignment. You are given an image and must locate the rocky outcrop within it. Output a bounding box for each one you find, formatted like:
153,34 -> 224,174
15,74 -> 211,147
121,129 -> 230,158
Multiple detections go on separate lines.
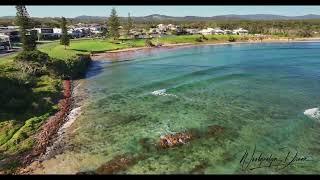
158,132 -> 193,149
96,154 -> 142,174
21,80 -> 73,167
157,125 -> 225,149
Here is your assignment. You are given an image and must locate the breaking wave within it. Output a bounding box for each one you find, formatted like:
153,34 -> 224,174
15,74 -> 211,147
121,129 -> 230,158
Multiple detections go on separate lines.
58,106 -> 82,135
304,107 -> 320,120
151,89 -> 177,97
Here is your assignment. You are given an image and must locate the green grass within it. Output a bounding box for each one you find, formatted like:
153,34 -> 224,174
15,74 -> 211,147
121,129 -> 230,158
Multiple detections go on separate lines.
0,54 -> 15,66
155,34 -> 242,44
0,120 -> 23,146
0,72 -> 61,162
0,114 -> 50,155
2,34 -> 276,63
38,39 -> 146,60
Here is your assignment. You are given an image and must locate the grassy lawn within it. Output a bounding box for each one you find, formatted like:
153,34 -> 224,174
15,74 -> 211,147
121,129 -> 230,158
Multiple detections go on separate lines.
155,34 -> 242,44
0,54 -> 15,66
36,35 -> 248,61
38,38 -> 146,60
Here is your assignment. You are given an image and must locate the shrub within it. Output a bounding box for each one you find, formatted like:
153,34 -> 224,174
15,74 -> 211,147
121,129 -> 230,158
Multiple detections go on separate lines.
48,55 -> 91,79
14,50 -> 50,76
201,35 -> 208,40
228,36 -> 236,42
195,37 -> 203,42
145,39 -> 155,47
297,30 -> 312,37
15,50 -> 50,65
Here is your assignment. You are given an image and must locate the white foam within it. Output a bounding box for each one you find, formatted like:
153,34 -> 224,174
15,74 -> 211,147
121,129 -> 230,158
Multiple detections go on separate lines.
151,89 -> 177,97
40,106 -> 82,161
304,107 -> 320,120
58,106 -> 82,135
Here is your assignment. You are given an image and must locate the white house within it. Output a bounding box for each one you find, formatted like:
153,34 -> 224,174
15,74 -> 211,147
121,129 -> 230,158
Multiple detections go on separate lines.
167,24 -> 178,31
186,29 -> 199,35
199,28 -> 215,35
233,28 -> 249,35
89,26 -> 104,34
68,28 -> 83,38
53,28 -> 62,34
149,28 -> 157,34
34,28 -> 62,39
213,28 -> 225,35
156,24 -> 167,31
0,34 -> 11,50
223,29 -> 232,35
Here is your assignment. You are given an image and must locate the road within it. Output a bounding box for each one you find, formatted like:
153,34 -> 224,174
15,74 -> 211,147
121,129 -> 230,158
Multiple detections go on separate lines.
0,48 -> 21,58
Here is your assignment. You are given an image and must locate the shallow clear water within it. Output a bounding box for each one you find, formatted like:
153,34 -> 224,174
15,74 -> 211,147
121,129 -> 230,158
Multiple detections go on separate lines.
36,42 -> 320,174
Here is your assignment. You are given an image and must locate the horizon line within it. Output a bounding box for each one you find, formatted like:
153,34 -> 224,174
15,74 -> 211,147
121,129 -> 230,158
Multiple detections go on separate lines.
2,13 -> 320,18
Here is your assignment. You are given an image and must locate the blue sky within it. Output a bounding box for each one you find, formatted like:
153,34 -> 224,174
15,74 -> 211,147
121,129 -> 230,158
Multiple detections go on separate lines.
0,6 -> 320,17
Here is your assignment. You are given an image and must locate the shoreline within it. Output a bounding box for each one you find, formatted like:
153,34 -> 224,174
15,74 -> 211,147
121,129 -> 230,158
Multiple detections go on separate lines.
16,78 -> 89,174
8,36 -> 320,174
91,37 -> 320,61
16,80 -> 75,174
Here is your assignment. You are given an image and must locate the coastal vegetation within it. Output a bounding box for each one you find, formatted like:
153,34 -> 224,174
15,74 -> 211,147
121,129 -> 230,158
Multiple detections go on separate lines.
107,8 -> 120,40
0,6 -> 91,173
60,17 -> 70,50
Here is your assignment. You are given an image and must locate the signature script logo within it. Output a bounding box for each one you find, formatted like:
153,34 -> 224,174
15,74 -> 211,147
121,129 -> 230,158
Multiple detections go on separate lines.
239,145 -> 314,171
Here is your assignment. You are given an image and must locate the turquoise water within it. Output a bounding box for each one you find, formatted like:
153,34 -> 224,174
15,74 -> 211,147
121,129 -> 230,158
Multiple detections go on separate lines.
37,42 -> 320,174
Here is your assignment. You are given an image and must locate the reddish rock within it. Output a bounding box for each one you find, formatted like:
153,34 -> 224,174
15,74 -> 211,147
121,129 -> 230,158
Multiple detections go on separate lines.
96,155 -> 138,174
21,80 -> 73,166
157,125 -> 225,150
158,132 -> 193,149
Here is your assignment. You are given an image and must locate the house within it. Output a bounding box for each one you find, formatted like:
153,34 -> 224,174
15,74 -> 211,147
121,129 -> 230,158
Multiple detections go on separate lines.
223,29 -> 232,35
133,32 -> 150,39
167,24 -> 177,31
212,28 -> 225,35
0,34 -> 11,50
150,33 -> 161,38
34,28 -> 62,40
88,24 -> 106,35
233,28 -> 249,35
199,28 -> 215,35
0,29 -> 20,42
0,26 -> 19,31
149,27 -> 165,35
156,24 -> 167,31
68,28 -> 84,38
185,29 -> 200,35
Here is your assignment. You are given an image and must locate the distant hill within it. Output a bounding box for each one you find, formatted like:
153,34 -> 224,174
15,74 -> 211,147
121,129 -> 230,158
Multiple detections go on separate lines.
2,14 -> 320,23
72,14 -> 320,21
0,16 -> 15,19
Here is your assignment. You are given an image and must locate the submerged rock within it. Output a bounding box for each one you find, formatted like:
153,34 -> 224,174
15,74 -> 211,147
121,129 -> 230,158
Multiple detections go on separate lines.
158,132 -> 193,149
157,125 -> 225,149
190,161 -> 209,174
96,155 -> 138,174
206,125 -> 225,138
